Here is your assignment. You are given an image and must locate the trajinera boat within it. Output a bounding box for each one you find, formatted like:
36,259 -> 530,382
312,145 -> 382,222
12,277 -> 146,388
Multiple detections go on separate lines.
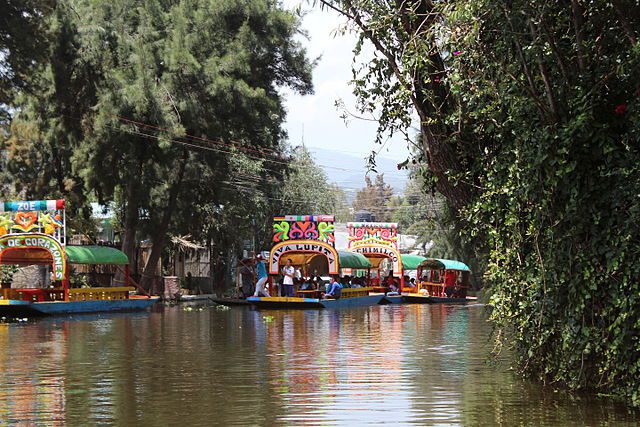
402,258 -> 474,303
247,215 -> 385,309
390,253 -> 427,303
0,199 -> 159,316
345,222 -> 409,304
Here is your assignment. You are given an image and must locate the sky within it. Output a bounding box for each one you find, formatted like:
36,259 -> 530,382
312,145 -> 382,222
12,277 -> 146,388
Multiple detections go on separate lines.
280,1 -> 411,163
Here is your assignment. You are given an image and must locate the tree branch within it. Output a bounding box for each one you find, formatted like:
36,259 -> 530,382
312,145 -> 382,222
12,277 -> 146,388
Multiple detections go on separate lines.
570,0 -> 586,73
528,18 -> 559,123
612,0 -> 637,46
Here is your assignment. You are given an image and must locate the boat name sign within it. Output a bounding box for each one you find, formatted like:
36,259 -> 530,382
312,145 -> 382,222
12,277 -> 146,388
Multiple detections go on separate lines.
269,241 -> 338,275
0,234 -> 66,280
353,246 -> 402,277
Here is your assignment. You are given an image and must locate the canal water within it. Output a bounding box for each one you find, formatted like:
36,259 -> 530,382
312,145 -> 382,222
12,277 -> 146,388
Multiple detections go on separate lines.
0,303 -> 636,426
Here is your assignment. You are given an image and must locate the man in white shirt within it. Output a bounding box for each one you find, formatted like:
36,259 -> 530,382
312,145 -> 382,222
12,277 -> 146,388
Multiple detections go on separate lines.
282,259 -> 295,297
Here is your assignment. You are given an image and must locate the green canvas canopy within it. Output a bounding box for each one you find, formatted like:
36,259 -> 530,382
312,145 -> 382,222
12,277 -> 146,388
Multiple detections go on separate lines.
66,245 -> 129,265
338,251 -> 372,269
401,254 -> 427,270
419,258 -> 471,272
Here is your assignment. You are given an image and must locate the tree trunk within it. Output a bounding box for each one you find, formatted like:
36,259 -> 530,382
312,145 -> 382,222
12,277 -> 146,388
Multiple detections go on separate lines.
139,151 -> 188,290
115,179 -> 139,285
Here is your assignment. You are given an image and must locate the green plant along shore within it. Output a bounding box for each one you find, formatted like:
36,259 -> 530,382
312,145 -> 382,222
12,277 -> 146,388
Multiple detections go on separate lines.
323,0 -> 640,405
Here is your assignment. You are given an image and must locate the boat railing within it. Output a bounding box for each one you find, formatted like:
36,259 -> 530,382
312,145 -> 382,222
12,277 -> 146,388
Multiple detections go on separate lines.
1,288 -> 65,302
418,281 -> 469,298
342,287 -> 375,298
1,286 -> 135,302
68,287 -> 135,301
1,288 -> 25,301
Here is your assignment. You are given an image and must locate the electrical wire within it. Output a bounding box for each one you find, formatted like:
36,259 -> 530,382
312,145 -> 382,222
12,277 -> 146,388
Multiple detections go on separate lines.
113,114 -> 411,176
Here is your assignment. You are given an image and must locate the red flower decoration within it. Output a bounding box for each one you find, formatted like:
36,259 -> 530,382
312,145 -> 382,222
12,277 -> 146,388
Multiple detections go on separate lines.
453,50 -> 462,56
615,103 -> 628,115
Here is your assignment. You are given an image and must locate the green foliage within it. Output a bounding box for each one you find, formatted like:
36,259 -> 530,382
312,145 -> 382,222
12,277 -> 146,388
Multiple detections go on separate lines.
0,264 -> 19,284
0,0 -> 55,120
328,0 -> 640,406
69,273 -> 90,289
442,0 -> 640,405
2,0 -> 314,288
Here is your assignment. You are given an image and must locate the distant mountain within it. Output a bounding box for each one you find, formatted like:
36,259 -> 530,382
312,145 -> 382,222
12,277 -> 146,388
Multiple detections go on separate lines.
307,147 -> 408,202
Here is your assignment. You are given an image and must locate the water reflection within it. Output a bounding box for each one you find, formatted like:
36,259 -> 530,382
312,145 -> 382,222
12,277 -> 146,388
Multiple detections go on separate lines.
0,304 -> 636,425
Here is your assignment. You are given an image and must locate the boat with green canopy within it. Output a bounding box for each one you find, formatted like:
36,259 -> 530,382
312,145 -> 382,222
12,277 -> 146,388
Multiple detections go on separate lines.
66,245 -> 130,265
402,258 -> 474,304
0,199 -> 159,316
378,254 -> 428,304
379,254 -> 428,304
400,254 -> 427,271
247,215 -> 385,309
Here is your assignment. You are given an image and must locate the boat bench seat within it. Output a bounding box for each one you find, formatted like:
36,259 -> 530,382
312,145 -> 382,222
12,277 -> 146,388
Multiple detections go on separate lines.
341,287 -> 374,298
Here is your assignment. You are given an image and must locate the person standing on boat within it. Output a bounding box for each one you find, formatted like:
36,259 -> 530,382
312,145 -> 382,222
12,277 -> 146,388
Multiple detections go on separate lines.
282,259 -> 296,297
253,254 -> 270,297
444,270 -> 457,297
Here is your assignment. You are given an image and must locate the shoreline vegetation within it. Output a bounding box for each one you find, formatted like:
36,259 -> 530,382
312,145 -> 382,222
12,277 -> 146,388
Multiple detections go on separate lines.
322,0 -> 640,406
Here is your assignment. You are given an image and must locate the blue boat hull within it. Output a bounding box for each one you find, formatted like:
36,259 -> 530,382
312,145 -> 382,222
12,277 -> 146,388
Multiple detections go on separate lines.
381,295 -> 404,304
247,294 -> 384,309
0,297 -> 160,316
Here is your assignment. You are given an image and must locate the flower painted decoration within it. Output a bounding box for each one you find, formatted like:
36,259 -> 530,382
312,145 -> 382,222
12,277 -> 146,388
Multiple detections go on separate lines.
318,222 -> 335,243
53,214 -> 64,228
39,213 -> 61,235
12,212 -> 39,232
615,103 -> 628,115
0,214 -> 13,236
273,221 -> 290,243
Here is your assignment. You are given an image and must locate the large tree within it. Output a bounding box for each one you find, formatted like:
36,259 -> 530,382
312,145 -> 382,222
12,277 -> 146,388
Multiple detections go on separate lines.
352,174 -> 393,222
3,0 -> 313,289
323,0 -> 640,405
0,0 -> 56,121
320,0 -> 476,211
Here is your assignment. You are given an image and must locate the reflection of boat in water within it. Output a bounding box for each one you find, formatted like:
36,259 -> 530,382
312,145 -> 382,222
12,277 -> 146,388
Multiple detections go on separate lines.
248,288 -> 385,309
401,294 -> 474,304
0,199 -> 159,316
247,215 -> 384,310
402,258 -> 475,304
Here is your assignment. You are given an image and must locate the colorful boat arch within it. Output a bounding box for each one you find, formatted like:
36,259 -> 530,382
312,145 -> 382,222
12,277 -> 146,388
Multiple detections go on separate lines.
0,233 -> 67,280
269,239 -> 339,275
346,222 -> 404,279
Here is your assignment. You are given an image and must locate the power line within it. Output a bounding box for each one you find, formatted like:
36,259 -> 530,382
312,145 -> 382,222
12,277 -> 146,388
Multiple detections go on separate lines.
113,114 -> 410,176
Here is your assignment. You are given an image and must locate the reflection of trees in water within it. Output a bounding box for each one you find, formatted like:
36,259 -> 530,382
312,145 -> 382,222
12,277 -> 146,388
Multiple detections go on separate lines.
400,305 -> 637,425
0,306 -> 635,425
0,322 -> 66,425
